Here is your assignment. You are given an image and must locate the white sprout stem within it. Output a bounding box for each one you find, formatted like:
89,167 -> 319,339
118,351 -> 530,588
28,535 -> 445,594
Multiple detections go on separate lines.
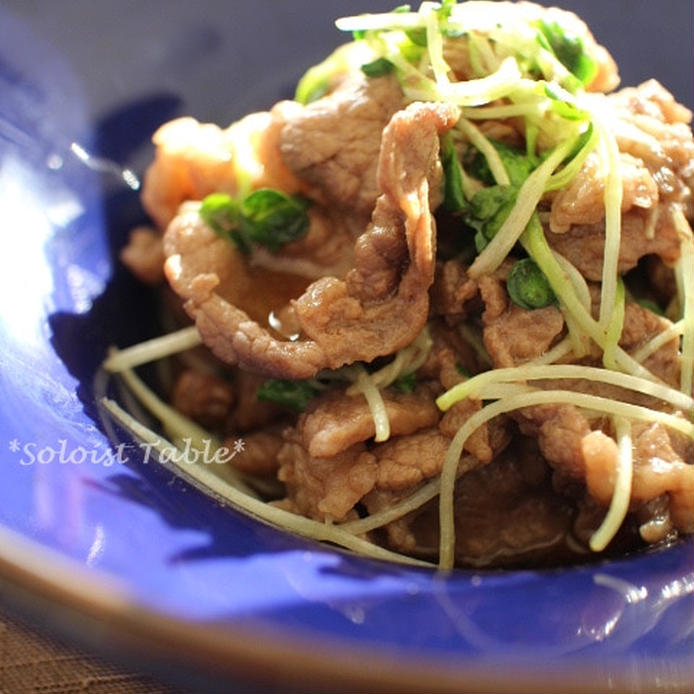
456,118 -> 511,186
672,207 -> 694,395
354,366 -> 391,442
347,327 -> 432,394
423,2 -> 451,86
524,336 -> 574,366
563,311 -> 590,359
462,102 -> 548,121
477,383 -> 537,398
552,250 -> 593,357
438,388 -> 694,569
102,398 -> 431,568
597,125 -> 623,330
589,417 -> 633,552
339,477 -> 442,535
442,57 -> 522,106
336,12 -> 423,32
469,136 -> 578,278
522,218 -> 663,383
103,326 -> 202,372
372,33 -> 439,102
544,123 -> 599,192
437,363 -> 693,413
116,359 -> 219,452
602,276 -> 626,370
632,319 -> 684,364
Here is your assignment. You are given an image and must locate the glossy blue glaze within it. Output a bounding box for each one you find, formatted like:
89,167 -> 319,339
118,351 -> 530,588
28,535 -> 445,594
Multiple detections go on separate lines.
1,2 -> 692,689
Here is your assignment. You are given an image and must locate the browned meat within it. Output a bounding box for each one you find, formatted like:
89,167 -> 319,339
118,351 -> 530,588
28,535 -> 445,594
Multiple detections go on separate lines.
583,423 -> 694,534
431,342 -> 497,462
277,431 -> 377,521
448,441 -> 576,565
280,73 -> 404,217
226,369 -> 284,433
162,204 -> 324,378
549,81 -> 693,234
366,440 -> 576,566
163,101 -> 459,378
227,429 -> 283,477
120,227 -> 165,285
141,111 -> 306,230
549,151 -> 659,234
372,429 -> 453,491
514,403 -> 591,479
251,206 -> 357,281
298,386 -> 440,459
293,101 -> 460,366
171,369 -> 234,430
636,496 -> 674,544
479,275 -> 564,367
545,206 -> 681,282
611,80 -> 694,217
430,259 -> 478,320
620,301 -> 680,387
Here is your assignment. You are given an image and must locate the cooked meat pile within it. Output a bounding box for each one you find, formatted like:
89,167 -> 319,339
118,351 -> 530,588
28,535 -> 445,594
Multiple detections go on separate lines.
120,1 -> 693,568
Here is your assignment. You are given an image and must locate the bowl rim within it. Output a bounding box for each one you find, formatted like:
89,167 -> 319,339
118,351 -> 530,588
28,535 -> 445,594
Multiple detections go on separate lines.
1,523 -> 691,694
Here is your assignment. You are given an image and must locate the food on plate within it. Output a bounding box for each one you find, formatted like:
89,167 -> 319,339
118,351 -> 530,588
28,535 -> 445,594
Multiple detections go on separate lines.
104,0 -> 693,569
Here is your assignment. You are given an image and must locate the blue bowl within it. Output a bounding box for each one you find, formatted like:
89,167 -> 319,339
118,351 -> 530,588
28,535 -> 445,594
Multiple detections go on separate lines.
1,2 -> 692,691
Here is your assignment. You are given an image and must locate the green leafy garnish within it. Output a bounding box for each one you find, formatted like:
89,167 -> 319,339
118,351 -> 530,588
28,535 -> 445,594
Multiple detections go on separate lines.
441,133 -> 468,213
466,140 -> 535,187
535,19 -> 598,86
635,298 -> 665,317
544,85 -> 589,121
200,189 -> 310,254
392,372 -> 417,393
240,189 -> 310,252
256,379 -> 321,412
361,57 -> 395,77
506,258 -> 556,310
199,193 -> 250,253
455,364 -> 471,378
464,184 -> 519,251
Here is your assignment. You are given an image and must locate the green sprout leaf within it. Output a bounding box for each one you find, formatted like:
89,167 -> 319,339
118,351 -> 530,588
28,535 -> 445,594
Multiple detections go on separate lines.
361,57 -> 395,77
392,372 -> 417,393
200,189 -> 310,254
256,379 -> 321,412
441,132 -> 468,213
464,184 -> 519,250
465,140 -> 535,187
199,193 -> 250,253
506,258 -> 557,310
536,19 -> 598,86
240,189 -> 310,252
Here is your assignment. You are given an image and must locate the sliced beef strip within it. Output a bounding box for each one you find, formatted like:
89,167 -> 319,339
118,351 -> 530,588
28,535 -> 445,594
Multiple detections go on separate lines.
583,422 -> 694,534
277,430 -> 378,522
163,101 -> 459,378
226,428 -> 284,478
479,275 -> 565,368
549,151 -> 659,234
279,73 -> 404,217
545,205 -> 681,283
365,439 -> 576,566
548,80 -> 693,235
141,111 -> 305,230
171,368 -> 234,431
298,386 -> 440,459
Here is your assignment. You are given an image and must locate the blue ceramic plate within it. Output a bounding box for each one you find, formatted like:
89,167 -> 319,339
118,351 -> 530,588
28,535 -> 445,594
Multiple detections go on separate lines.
1,2 -> 692,691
